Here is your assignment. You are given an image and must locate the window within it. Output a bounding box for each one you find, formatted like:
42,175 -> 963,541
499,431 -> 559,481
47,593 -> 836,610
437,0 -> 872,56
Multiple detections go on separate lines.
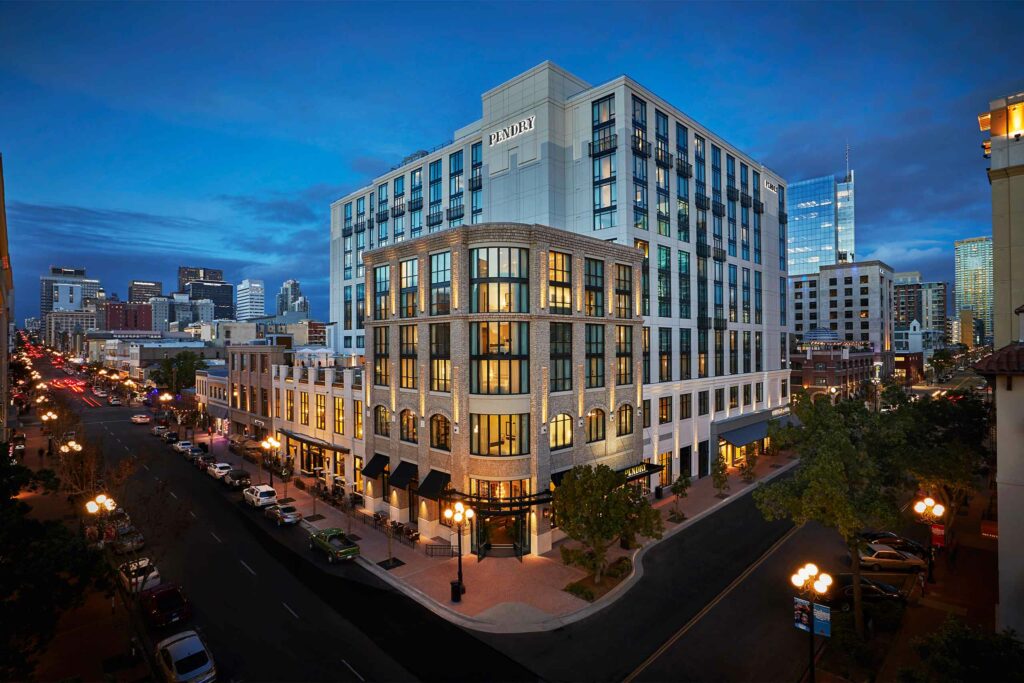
658,396 -> 672,424
470,414 -> 530,456
400,325 -> 417,389
470,247 -> 529,313
755,382 -> 763,403
548,251 -> 572,314
399,259 -> 418,318
642,399 -> 651,428
658,328 -> 672,382
430,414 -> 451,451
616,404 -> 634,436
679,328 -> 692,380
400,409 -> 417,443
300,391 -> 310,426
353,400 -> 363,439
470,322 -> 530,394
714,388 -> 725,413
550,323 -> 572,392
585,258 -> 605,316
586,409 -> 606,443
333,397 -> 344,434
586,324 -> 605,388
549,414 -> 573,451
374,405 -> 391,436
286,389 -> 294,421
430,323 -> 451,392
315,393 -> 325,430
373,327 -> 390,386
616,325 -> 633,385
743,384 -> 751,406
729,386 -> 739,409
430,252 -> 451,315
698,390 -> 709,415
615,265 -> 633,318
678,251 -> 691,318
679,393 -> 692,420
374,265 -> 390,320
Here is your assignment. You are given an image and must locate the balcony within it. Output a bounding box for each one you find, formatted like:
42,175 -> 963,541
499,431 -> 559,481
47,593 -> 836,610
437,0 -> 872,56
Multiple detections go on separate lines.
779,211 -> 788,224
446,205 -> 465,221
367,217 -> 375,230
355,220 -> 366,233
376,208 -> 389,223
753,199 -> 765,214
427,211 -> 443,227
696,242 -> 711,258
342,225 -> 353,237
391,202 -> 406,218
468,175 -> 483,191
657,209 -> 672,223
740,192 -> 752,208
697,316 -> 712,330
589,134 -> 618,156
631,136 -> 652,157
655,148 -> 673,168
714,317 -> 728,331
712,247 -> 727,262
712,201 -> 725,217
695,193 -> 710,210
676,158 -> 693,178
727,186 -> 739,202
408,196 -> 423,212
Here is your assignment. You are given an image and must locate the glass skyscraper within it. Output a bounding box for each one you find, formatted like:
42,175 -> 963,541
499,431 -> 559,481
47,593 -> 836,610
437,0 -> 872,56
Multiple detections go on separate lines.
786,171 -> 856,276
954,236 -> 993,341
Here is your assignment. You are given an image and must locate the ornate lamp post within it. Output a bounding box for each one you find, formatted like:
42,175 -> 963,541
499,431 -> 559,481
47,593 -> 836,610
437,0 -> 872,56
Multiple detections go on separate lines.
261,436 -> 281,486
790,562 -> 833,683
443,501 -> 475,602
913,497 -> 945,583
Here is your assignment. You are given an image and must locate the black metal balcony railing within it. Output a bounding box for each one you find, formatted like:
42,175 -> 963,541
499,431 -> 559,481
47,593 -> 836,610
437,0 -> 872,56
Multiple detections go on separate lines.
713,247 -> 727,262
655,148 -> 673,168
712,201 -> 725,217
376,208 -> 389,223
676,158 -> 693,178
342,225 -> 353,237
446,205 -> 465,221
696,242 -> 711,258
367,217 -> 374,230
408,196 -> 423,212
753,199 -> 765,214
678,209 -> 689,226
714,317 -> 728,330
355,220 -> 366,233
631,136 -> 652,157
588,134 -> 618,156
427,211 -> 444,226
697,316 -> 712,330
391,202 -> 406,218
740,192 -> 752,208
779,211 -> 788,224
695,194 -> 710,210
468,175 -> 483,191
727,186 -> 739,202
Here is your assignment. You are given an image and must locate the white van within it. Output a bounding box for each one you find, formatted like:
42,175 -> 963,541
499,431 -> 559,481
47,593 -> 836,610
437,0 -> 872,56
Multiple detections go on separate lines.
243,485 -> 277,508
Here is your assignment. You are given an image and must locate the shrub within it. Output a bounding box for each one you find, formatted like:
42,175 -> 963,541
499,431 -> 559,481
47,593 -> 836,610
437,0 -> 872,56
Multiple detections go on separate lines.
565,581 -> 595,602
605,556 -> 633,579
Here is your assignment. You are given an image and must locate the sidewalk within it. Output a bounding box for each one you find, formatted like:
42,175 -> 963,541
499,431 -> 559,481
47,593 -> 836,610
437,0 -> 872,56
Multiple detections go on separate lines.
199,433 -> 797,633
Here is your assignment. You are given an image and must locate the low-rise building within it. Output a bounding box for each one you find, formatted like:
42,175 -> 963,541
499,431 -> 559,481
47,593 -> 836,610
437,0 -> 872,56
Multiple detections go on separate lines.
894,319 -> 944,360
789,340 -> 877,402
226,337 -> 292,440
195,367 -> 230,435
893,352 -> 925,386
45,310 -> 97,353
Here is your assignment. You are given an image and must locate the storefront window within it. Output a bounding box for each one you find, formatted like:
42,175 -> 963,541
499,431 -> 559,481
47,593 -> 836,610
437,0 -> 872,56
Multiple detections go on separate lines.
470,478 -> 531,500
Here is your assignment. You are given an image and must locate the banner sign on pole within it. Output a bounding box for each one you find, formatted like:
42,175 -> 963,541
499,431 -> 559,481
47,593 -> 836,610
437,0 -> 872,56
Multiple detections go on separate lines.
813,603 -> 831,637
931,523 -> 946,548
793,597 -> 811,632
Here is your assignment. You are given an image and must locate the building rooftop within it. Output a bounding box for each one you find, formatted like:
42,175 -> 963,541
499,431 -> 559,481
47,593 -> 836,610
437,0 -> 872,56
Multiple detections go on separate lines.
974,343 -> 1024,376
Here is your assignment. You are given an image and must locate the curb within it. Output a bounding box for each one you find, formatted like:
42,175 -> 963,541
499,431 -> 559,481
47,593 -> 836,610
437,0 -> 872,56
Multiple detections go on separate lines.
359,458 -> 801,634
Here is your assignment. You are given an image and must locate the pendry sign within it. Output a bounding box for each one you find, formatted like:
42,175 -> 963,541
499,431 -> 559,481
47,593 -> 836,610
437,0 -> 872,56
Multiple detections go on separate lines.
764,178 -> 779,194
489,115 -> 536,146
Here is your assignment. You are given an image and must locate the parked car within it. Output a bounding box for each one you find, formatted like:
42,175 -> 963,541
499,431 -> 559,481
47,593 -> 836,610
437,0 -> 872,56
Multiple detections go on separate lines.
108,397 -> 122,406
172,440 -> 193,453
264,504 -> 303,526
243,485 -> 277,508
223,469 -> 251,488
163,433 -> 179,445
131,414 -> 152,424
112,527 -> 146,555
118,557 -> 161,593
93,389 -> 107,397
859,531 -> 927,558
151,425 -> 169,437
821,574 -> 904,611
108,510 -> 134,535
154,630 -> 216,683
139,583 -> 192,629
194,454 -> 216,471
858,543 -> 926,572
186,447 -> 205,462
308,528 -> 359,563
206,463 -> 232,479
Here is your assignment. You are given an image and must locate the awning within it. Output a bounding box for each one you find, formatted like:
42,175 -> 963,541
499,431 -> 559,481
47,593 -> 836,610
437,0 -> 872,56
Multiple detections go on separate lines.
620,462 -> 664,482
774,413 -> 802,429
361,453 -> 389,479
719,421 -> 769,447
417,469 -> 451,501
205,403 -> 229,420
279,428 -> 350,453
388,461 -> 418,490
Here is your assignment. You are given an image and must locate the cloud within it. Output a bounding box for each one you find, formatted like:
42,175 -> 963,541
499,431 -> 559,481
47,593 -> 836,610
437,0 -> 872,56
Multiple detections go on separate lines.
217,182 -> 350,226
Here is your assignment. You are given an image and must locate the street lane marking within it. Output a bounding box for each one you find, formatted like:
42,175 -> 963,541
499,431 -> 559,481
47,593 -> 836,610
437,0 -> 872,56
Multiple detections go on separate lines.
282,602 -> 299,619
239,560 -> 256,576
169,492 -> 178,500
143,464 -> 150,471
189,511 -> 197,519
623,524 -> 802,683
210,531 -> 222,543
341,660 -> 365,682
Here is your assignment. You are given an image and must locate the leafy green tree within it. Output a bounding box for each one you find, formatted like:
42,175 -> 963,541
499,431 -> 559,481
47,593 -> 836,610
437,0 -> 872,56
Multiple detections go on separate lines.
881,381 -> 910,409
912,616 -> 1024,683
149,351 -> 207,394
669,472 -> 691,521
754,399 -> 898,639
711,453 -> 730,497
929,349 -> 955,382
554,464 -> 663,584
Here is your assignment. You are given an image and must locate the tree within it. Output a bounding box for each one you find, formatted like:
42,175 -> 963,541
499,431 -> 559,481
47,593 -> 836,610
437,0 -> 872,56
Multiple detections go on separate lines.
881,381 -> 910,409
754,398 -> 898,639
149,351 -> 208,394
929,349 -> 955,383
669,472 -> 691,522
912,616 -> 1024,683
711,453 -> 730,498
738,450 -> 758,483
554,464 -> 663,584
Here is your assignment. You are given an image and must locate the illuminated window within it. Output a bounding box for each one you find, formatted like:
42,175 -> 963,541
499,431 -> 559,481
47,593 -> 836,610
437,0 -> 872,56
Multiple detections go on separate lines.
399,259 -> 418,318
299,391 -> 309,426
550,323 -> 572,392
549,414 -> 573,451
469,413 -> 529,456
470,322 -> 529,394
315,393 -> 325,430
373,327 -> 390,386
399,325 -> 417,389
353,400 -> 363,439
430,323 -> 451,392
400,409 -> 417,443
548,251 -> 572,314
374,405 -> 390,437
430,414 -> 451,451
586,409 -> 606,443
333,396 -> 344,434
617,403 -> 633,436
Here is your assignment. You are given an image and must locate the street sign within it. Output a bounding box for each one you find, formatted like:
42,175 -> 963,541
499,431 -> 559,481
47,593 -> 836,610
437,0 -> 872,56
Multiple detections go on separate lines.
793,597 -> 811,632
931,523 -> 946,548
813,603 -> 831,637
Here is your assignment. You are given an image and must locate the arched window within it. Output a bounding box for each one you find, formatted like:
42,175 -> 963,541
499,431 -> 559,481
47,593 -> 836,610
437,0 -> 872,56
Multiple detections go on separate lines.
400,409 -> 417,443
430,414 -> 451,451
374,405 -> 391,437
549,413 -> 573,451
616,404 -> 633,436
586,409 -> 606,443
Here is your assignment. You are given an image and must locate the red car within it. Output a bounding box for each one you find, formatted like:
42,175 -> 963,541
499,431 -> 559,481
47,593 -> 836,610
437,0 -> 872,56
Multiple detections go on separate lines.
139,584 -> 191,629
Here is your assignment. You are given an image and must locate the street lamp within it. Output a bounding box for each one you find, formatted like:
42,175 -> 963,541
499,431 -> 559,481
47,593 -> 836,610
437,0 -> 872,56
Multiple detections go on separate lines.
828,386 -> 838,405
791,562 -> 833,683
443,501 -> 475,601
261,437 -> 281,486
913,497 -> 945,583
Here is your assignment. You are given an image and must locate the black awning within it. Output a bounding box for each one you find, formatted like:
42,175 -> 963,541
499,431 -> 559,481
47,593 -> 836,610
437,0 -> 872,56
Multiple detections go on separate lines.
279,428 -> 349,452
719,421 -> 769,447
417,469 -> 451,501
388,461 -> 418,490
620,462 -> 664,482
361,453 -> 389,479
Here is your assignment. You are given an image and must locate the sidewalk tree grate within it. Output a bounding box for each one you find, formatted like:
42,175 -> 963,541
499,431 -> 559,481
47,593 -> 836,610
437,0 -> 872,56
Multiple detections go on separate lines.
377,558 -> 405,571
305,514 -> 326,522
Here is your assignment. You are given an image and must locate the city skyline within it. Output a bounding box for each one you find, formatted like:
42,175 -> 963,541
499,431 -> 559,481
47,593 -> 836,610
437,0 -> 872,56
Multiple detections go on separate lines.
2,2 -> 1021,324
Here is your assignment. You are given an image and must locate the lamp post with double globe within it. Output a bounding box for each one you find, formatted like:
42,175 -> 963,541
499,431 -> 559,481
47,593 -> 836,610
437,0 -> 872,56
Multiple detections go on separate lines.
443,501 -> 475,602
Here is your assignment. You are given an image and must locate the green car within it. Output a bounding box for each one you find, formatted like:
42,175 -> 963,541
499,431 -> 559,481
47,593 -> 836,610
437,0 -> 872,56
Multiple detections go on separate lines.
308,528 -> 360,563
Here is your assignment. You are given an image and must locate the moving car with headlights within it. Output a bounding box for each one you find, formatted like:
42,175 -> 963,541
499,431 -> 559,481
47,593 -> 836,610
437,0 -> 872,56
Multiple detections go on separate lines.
264,504 -> 303,526
154,630 -> 216,683
308,527 -> 359,563
858,544 -> 926,572
108,397 -> 122,406
140,583 -> 192,628
243,485 -> 277,508
131,414 -> 152,424
119,557 -> 162,593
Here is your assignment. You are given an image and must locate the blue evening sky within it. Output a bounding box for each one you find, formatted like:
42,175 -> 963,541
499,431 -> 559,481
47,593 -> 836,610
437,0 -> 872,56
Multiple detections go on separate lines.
1,1 -> 1020,324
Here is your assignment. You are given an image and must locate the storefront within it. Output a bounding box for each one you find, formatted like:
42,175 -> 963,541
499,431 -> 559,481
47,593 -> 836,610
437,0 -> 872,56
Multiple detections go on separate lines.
465,478 -> 541,560
279,429 -> 349,489
714,408 -> 797,467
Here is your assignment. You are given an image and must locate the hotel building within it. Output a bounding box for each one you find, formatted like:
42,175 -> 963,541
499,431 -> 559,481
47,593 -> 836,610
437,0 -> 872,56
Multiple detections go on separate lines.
329,64 -> 793,532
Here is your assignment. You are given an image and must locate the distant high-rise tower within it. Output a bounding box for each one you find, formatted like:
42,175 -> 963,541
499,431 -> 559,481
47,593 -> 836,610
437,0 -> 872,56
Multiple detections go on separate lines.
786,170 -> 856,276
236,279 -> 266,320
954,236 -> 993,342
177,265 -> 223,293
276,279 -> 309,316
39,266 -> 101,317
128,280 -> 162,303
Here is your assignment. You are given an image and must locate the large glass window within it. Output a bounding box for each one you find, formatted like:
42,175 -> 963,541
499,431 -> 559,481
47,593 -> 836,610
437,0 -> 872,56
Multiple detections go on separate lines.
470,247 -> 530,313
658,327 -> 672,382
333,396 -> 344,434
430,252 -> 451,315
374,405 -> 390,437
586,409 -> 606,443
400,409 -> 418,443
616,403 -> 634,436
470,478 -> 531,500
549,414 -> 573,451
469,322 -> 530,395
430,323 -> 451,392
548,251 -> 572,314
400,325 -> 417,389
399,259 -> 418,318
299,391 -> 309,426
354,400 -> 363,439
550,322 -> 572,392
430,414 -> 451,451
374,265 -> 390,320
315,394 -> 325,430
616,325 -> 633,385
584,258 -> 604,316
615,265 -> 633,318
469,414 -> 529,456
586,324 -> 605,388
373,327 -> 390,386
